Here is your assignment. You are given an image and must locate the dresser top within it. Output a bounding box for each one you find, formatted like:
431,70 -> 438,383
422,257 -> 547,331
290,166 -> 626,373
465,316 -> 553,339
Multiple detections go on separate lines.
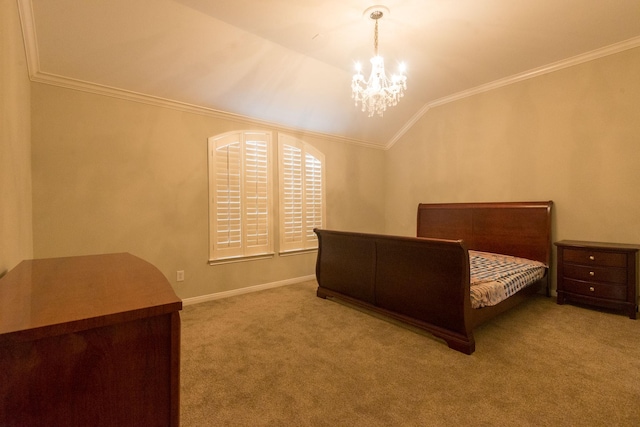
555,240 -> 640,251
0,253 -> 182,342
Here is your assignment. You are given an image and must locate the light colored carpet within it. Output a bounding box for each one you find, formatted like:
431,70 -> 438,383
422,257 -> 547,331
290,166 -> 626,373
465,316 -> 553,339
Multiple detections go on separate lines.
180,281 -> 640,426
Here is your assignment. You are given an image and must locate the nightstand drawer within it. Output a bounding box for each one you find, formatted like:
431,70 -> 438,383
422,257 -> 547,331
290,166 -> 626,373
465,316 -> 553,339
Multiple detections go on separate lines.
563,279 -> 627,301
563,248 -> 627,268
563,264 -> 627,284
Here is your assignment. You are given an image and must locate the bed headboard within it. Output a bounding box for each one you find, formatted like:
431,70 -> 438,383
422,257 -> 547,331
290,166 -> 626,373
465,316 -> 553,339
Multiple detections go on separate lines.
417,201 -> 553,266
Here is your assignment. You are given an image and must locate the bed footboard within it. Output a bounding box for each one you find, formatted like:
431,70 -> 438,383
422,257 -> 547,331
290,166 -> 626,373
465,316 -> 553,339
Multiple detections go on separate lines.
314,229 -> 476,354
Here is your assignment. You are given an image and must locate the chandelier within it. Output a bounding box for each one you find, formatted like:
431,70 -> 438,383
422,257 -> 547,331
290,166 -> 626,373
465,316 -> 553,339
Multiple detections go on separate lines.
352,8 -> 407,117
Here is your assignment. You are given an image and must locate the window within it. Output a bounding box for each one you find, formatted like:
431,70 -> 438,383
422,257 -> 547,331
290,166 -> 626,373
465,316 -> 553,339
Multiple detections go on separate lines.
208,131 -> 325,262
208,131 -> 273,262
278,134 -> 326,253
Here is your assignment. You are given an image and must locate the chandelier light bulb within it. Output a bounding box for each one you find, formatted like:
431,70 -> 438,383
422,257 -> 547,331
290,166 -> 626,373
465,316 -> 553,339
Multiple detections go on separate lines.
352,8 -> 407,117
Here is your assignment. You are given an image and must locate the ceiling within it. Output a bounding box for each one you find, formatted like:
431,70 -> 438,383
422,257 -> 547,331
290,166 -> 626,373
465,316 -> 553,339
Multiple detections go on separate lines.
20,0 -> 640,148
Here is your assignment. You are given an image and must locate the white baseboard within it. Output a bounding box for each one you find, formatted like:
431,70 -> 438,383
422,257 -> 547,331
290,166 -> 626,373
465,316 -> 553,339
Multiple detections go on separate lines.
182,275 -> 316,306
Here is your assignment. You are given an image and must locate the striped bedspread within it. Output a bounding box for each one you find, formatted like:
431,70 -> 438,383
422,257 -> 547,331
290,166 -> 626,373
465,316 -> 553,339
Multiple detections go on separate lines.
469,250 -> 547,309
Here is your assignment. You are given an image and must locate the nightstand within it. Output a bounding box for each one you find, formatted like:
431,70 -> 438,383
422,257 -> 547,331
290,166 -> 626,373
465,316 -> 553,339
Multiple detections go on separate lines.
555,240 -> 639,319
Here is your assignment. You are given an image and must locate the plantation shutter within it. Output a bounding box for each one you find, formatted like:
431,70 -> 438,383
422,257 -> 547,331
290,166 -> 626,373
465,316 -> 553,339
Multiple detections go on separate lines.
213,138 -> 242,258
282,144 -> 303,247
243,135 -> 270,255
209,132 -> 273,261
304,153 -> 323,243
278,135 -> 325,252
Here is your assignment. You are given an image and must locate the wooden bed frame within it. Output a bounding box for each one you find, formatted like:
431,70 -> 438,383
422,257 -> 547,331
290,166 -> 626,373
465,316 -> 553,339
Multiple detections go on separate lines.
314,201 -> 553,354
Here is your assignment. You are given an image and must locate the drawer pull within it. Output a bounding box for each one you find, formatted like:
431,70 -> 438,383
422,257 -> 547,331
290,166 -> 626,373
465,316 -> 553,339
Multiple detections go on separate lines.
589,255 -> 595,261
589,271 -> 595,276
589,286 -> 595,292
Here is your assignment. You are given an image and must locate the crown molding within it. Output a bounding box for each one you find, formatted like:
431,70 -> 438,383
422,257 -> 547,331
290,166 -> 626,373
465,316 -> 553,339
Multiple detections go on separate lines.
30,69 -> 384,149
16,0 -> 39,77
428,36 -> 640,110
17,0 -> 640,152
16,1 -> 382,150
384,36 -> 640,150
29,70 -> 380,149
385,104 -> 430,150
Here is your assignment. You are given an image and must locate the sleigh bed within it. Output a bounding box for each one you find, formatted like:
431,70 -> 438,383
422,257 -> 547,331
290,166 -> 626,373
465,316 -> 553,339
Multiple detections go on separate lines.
314,201 -> 553,354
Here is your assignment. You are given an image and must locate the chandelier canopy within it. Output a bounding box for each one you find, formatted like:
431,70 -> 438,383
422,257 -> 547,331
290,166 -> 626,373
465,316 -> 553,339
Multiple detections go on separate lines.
352,8 -> 407,117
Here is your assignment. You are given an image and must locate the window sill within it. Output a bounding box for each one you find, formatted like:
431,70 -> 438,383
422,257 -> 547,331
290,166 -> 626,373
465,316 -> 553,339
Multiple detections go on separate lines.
208,253 -> 275,266
278,248 -> 318,257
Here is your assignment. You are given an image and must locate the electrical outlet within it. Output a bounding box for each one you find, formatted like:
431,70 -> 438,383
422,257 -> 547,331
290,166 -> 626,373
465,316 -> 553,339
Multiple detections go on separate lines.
176,270 -> 184,282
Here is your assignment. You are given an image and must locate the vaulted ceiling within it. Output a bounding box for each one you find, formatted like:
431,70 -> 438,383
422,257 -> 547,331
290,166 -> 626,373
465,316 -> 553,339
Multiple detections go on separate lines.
19,0 -> 640,148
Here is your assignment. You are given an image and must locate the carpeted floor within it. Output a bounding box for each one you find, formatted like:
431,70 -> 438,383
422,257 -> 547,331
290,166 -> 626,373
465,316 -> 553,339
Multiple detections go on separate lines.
180,281 -> 640,426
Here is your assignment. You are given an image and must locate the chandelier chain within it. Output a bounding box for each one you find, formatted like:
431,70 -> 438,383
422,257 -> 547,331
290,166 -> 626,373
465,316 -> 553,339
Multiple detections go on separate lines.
374,19 -> 379,56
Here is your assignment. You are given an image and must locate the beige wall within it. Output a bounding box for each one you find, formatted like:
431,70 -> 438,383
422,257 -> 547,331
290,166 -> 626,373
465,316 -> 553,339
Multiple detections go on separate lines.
24,19 -> 640,299
1,0 -> 33,275
385,47 -> 640,289
31,85 -> 385,299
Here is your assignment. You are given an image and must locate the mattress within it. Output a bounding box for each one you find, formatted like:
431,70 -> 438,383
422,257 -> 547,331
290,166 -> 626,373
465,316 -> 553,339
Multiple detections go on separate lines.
469,250 -> 547,309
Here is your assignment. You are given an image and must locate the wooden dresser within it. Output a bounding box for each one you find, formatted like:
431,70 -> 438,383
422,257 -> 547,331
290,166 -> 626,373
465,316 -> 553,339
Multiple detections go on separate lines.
555,240 -> 639,319
0,253 -> 182,426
